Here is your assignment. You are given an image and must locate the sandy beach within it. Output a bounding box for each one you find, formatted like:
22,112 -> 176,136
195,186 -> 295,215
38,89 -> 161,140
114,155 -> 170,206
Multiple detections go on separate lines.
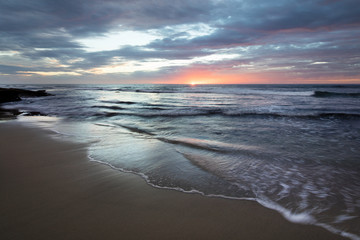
0,121 -> 345,240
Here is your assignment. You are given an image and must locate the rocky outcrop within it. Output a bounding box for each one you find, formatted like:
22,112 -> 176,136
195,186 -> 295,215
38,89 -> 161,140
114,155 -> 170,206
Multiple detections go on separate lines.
0,91 -> 21,103
0,87 -> 52,119
0,88 -> 52,103
0,108 -> 21,119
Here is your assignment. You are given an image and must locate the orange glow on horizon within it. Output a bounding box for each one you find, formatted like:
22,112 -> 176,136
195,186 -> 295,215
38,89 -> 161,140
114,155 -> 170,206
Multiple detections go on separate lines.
153,69 -> 360,85
155,69 -> 271,85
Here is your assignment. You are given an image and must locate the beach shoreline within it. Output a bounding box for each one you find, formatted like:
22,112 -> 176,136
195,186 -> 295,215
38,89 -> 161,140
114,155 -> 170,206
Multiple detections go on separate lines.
0,120 -> 346,240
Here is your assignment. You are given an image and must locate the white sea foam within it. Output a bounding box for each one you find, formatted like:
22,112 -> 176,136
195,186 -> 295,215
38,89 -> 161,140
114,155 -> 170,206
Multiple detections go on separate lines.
88,154 -> 360,240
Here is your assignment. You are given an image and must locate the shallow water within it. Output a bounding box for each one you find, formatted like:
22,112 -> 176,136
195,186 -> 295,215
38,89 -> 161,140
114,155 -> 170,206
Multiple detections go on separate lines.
3,84 -> 360,239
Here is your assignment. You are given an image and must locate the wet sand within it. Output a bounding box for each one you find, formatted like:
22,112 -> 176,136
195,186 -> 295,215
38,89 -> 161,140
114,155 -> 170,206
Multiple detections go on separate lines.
0,121 -> 345,240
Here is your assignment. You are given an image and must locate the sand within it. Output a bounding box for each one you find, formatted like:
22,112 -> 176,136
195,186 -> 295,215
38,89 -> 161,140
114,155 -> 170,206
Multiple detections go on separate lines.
0,121 -> 345,240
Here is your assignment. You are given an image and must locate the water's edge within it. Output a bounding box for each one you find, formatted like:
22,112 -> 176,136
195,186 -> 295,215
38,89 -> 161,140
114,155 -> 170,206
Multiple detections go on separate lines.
7,117 -> 358,240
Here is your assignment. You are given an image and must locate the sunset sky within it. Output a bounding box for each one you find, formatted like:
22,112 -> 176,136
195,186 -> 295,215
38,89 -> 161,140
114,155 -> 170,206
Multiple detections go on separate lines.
0,0 -> 359,84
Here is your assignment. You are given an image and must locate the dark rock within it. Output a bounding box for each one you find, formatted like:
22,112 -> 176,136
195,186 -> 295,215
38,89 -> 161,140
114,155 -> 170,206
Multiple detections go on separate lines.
0,91 -> 21,103
0,87 -> 52,104
0,108 -> 21,119
0,87 -> 52,120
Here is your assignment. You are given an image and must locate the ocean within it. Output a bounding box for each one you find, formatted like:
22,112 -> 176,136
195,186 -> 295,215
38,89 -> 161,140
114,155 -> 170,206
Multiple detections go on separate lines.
2,84 -> 360,239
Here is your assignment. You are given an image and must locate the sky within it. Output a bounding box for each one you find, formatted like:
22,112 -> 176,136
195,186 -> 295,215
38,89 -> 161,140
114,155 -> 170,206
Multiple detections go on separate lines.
0,0 -> 359,84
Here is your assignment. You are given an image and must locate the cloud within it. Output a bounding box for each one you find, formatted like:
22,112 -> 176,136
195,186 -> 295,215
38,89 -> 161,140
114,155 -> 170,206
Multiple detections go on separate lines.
0,64 -> 31,75
0,0 -> 213,34
0,0 -> 359,83
223,0 -> 360,31
149,28 -> 264,50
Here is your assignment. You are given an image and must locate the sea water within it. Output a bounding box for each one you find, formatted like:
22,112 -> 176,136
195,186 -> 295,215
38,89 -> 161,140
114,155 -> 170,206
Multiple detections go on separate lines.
2,84 -> 360,239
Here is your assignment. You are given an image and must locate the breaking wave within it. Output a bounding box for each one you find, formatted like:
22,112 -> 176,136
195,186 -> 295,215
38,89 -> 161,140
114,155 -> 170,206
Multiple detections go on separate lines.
92,108 -> 360,120
313,91 -> 360,98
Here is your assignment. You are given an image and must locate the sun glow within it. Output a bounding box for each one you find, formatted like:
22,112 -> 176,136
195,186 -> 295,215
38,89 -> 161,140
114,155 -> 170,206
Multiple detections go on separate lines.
155,68 -> 279,85
168,69 -> 234,85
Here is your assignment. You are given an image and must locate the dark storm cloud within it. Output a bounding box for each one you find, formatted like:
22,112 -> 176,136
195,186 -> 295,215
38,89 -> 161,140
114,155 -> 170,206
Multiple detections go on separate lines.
1,0 -> 359,46
149,28 -> 264,50
0,64 -> 31,74
0,0 -> 212,35
223,0 -> 360,31
150,0 -> 360,50
227,38 -> 360,78
0,32 -> 82,51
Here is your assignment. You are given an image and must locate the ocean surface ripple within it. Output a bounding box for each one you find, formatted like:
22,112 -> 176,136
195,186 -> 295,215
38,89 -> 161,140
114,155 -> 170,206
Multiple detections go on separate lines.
3,84 -> 360,240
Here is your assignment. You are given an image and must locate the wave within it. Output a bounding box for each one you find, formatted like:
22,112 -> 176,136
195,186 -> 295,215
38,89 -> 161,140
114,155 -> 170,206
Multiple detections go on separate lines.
316,113 -> 360,119
114,87 -> 314,96
116,87 -> 213,94
313,91 -> 360,98
101,100 -> 137,105
117,124 -> 155,136
113,123 -> 262,155
93,112 -> 120,117
93,108 -> 360,120
143,107 -> 167,110
113,123 -> 259,154
158,137 -> 262,155
91,105 -> 124,110
100,100 -> 174,109
225,112 -> 360,120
